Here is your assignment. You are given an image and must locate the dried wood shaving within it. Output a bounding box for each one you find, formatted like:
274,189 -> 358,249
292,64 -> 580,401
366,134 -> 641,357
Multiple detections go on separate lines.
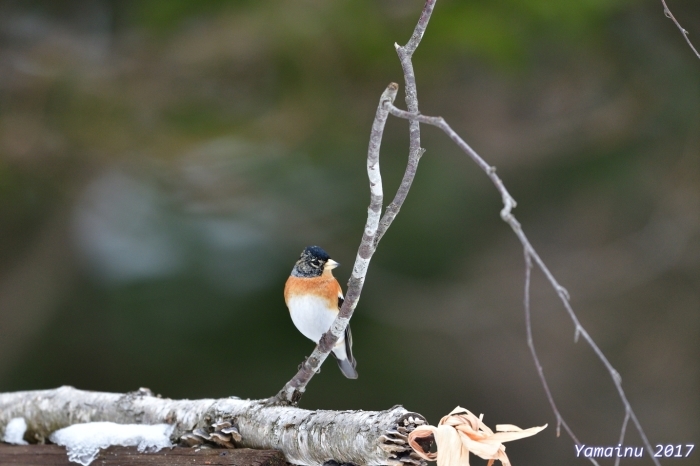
407,406 -> 546,466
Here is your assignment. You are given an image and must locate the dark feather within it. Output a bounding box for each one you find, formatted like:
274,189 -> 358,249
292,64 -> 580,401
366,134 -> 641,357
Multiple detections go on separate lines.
344,325 -> 356,367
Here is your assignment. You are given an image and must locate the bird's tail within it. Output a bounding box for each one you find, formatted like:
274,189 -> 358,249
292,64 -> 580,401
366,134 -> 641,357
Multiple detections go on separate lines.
332,352 -> 358,379
331,325 -> 358,379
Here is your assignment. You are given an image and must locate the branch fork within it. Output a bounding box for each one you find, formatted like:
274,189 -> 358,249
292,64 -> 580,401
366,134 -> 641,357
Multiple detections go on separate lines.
273,2 -> 438,406
0,2 -> 666,466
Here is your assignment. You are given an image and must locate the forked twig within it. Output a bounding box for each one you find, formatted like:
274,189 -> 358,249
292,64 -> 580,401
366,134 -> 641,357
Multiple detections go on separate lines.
273,1 -> 438,405
375,0 -> 436,244
523,252 -> 595,464
385,103 -> 662,466
272,83 -> 397,404
276,2 -> 663,465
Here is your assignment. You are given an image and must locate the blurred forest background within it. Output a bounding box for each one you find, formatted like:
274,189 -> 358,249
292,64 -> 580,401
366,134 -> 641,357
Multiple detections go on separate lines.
0,0 -> 698,464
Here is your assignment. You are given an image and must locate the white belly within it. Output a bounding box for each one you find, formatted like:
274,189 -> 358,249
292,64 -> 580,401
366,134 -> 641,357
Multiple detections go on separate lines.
288,295 -> 339,344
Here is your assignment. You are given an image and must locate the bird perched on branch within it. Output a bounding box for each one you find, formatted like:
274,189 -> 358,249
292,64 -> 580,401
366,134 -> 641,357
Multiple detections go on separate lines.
284,245 -> 358,379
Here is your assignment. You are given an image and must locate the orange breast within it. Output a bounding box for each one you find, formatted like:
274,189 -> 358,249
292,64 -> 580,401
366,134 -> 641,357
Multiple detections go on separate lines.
285,275 -> 342,311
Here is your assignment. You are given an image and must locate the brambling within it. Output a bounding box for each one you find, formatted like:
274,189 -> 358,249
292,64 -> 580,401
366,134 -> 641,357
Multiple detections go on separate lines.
284,245 -> 358,379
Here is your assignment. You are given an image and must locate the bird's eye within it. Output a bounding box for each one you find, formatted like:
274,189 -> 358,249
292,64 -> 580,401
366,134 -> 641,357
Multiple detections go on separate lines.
311,260 -> 321,268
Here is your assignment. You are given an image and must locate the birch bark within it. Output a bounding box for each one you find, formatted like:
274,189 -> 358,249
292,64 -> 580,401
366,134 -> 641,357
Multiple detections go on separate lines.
0,386 -> 426,466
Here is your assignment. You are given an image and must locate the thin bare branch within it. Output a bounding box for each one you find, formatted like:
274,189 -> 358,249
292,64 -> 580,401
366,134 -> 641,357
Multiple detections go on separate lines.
403,0 -> 437,56
661,0 -> 700,60
385,103 -> 661,466
524,252 -> 598,466
384,106 -> 517,219
275,0 -> 441,405
518,234 -> 659,466
613,410 -> 631,466
273,83 -> 399,404
375,0 -> 436,244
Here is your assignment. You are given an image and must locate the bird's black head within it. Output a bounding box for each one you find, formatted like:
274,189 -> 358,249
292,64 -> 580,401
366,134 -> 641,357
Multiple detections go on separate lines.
291,245 -> 338,277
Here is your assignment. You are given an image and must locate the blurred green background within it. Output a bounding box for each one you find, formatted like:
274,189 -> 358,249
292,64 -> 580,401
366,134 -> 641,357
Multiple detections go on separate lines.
0,0 -> 698,464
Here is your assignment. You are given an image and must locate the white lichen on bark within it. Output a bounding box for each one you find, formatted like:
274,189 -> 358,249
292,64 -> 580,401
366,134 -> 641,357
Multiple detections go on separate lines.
0,386 -> 426,466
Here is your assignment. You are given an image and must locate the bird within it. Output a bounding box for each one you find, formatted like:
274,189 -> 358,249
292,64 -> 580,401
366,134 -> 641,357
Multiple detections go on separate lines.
284,245 -> 358,379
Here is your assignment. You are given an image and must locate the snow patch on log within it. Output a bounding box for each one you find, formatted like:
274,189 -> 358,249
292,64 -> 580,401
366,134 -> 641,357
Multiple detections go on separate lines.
3,418 -> 28,445
49,422 -> 174,465
0,387 -> 428,466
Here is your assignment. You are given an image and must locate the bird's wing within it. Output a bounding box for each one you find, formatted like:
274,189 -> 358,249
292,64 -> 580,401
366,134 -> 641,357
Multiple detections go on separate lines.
344,324 -> 356,366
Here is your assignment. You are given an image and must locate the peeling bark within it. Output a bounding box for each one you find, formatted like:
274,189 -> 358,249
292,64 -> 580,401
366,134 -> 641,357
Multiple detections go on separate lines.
0,386 -> 427,466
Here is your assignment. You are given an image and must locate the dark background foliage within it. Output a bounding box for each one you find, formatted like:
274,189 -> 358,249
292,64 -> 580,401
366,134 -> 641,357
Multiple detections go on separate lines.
1,0 -> 698,464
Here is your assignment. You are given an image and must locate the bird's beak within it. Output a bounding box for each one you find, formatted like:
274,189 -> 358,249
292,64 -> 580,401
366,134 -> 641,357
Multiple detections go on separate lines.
326,259 -> 340,270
